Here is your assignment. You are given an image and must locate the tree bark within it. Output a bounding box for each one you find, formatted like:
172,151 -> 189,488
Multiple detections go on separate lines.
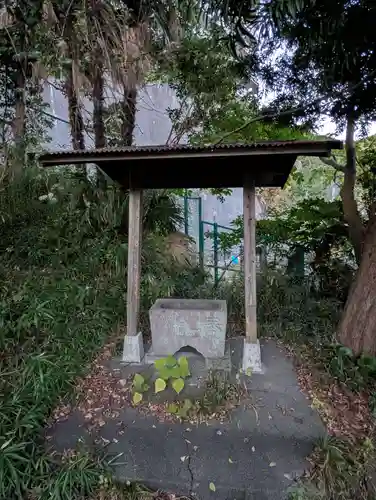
92,58 -> 107,188
11,62 -> 26,177
65,66 -> 85,151
121,87 -> 137,146
340,115 -> 364,264
93,62 -> 105,149
338,215 -> 376,355
65,65 -> 86,182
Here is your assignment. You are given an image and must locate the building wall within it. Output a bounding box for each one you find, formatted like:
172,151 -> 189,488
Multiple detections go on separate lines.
43,81 -> 264,229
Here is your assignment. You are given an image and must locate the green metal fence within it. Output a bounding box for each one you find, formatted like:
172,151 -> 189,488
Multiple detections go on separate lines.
182,195 -> 242,285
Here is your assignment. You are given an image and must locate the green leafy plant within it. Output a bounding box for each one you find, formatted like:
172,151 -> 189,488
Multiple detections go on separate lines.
167,399 -> 194,419
132,373 -> 150,404
154,355 -> 191,395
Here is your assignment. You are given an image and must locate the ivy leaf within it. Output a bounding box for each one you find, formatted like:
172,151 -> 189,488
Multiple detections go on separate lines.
167,403 -> 178,414
183,398 -> 193,410
162,366 -> 181,379
178,356 -> 190,377
133,373 -> 145,391
155,378 -> 166,393
157,367 -> 173,381
166,355 -> 177,368
133,392 -> 143,405
172,377 -> 185,394
209,482 -> 216,492
154,358 -> 166,371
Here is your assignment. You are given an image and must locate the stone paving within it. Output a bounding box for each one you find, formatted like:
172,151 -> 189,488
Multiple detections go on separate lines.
47,339 -> 325,500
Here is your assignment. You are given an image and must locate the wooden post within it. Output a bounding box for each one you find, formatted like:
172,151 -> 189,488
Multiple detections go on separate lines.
243,178 -> 257,342
126,188 -> 143,336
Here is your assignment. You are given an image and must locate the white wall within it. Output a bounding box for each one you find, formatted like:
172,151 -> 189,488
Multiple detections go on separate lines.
43,81 -> 264,230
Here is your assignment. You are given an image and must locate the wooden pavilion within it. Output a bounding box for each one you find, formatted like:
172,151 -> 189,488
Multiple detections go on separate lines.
40,140 -> 343,370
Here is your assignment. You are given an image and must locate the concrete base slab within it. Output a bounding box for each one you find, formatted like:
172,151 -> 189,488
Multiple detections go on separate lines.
48,339 -> 325,500
122,332 -> 144,363
242,339 -> 263,374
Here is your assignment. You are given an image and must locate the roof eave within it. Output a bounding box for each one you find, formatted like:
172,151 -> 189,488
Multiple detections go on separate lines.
39,142 -> 341,167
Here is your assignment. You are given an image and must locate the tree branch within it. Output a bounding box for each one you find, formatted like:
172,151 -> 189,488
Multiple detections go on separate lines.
213,102 -> 313,145
214,68 -> 376,145
320,156 -> 346,172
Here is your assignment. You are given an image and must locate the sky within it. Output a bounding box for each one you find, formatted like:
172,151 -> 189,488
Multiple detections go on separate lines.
320,119 -> 376,140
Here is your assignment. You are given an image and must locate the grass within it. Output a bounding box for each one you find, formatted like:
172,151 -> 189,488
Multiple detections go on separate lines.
0,170 -> 207,499
2,168 -> 375,499
288,436 -> 376,500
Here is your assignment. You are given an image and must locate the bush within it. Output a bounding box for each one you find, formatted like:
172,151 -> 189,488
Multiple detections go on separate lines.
0,169 -> 205,498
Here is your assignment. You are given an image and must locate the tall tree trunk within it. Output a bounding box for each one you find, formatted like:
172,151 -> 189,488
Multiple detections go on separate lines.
121,87 -> 137,146
340,115 -> 364,265
65,66 -> 85,151
338,214 -> 376,355
92,58 -> 107,188
65,65 -> 86,182
93,63 -> 105,148
11,61 -> 26,178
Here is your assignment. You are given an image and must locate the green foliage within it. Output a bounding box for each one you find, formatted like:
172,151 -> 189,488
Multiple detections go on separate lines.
130,356 -> 191,404
289,436 -> 376,500
132,373 -> 150,403
154,355 -> 190,394
197,370 -> 243,415
154,378 -> 166,393
215,198 -> 354,302
167,399 -> 193,418
166,370 -> 244,420
326,345 -> 376,392
0,169 -> 205,497
153,25 -> 307,148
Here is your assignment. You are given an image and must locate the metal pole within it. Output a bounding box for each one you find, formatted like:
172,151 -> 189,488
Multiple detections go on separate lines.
198,197 -> 204,270
184,190 -> 189,236
213,222 -> 219,286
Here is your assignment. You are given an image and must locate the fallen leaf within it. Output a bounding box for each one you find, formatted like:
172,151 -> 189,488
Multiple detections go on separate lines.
193,445 -> 198,451
180,456 -> 187,462
269,462 -> 276,467
112,438 -> 118,443
119,379 -> 127,387
251,446 -> 255,452
228,458 -> 234,463
209,482 -> 216,492
216,430 -> 222,436
244,438 -> 249,443
186,428 -> 192,432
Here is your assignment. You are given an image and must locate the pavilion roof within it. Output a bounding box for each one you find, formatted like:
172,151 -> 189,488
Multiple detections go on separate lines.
39,140 -> 343,189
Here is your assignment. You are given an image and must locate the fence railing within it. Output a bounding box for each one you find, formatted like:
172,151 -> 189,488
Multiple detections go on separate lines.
180,194 -> 242,285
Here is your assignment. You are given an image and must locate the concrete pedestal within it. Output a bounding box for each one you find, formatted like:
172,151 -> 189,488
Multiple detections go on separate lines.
122,332 -> 144,363
242,339 -> 263,374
